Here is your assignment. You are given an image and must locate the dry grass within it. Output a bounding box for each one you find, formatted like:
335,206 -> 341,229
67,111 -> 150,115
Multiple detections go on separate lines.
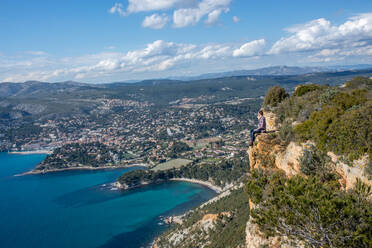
151,158 -> 192,171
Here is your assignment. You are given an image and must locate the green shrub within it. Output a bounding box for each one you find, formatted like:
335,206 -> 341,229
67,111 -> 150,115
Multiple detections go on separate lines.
274,89 -> 323,123
246,169 -> 372,248
300,145 -> 337,182
318,87 -> 339,104
263,86 -> 289,107
344,76 -> 372,90
331,90 -> 366,111
294,89 -> 371,160
365,161 -> 372,179
326,103 -> 372,160
294,84 -> 322,97
278,120 -> 294,145
157,188 -> 251,248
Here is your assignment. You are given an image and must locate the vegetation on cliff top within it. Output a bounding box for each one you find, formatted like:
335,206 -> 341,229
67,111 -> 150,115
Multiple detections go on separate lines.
266,76 -> 372,161
263,85 -> 289,107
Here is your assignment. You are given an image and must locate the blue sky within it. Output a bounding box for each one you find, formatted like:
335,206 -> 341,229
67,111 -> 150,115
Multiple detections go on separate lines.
1,0 -> 372,83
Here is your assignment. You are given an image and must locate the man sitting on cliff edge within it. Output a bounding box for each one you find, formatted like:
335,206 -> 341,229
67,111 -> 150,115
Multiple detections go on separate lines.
249,110 -> 266,146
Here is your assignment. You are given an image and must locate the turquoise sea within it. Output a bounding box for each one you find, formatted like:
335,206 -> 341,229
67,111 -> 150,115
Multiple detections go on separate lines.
0,153 -> 216,248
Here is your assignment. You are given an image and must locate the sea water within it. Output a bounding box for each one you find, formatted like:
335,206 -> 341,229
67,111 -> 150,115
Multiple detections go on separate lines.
0,153 -> 216,248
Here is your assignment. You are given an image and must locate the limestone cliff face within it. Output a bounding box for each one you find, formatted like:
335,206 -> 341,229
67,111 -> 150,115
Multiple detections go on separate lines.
246,113 -> 306,248
328,152 -> 371,190
247,133 -> 307,177
245,219 -> 304,248
264,111 -> 280,131
250,112 -> 371,188
155,212 -> 230,248
249,111 -> 305,177
245,111 -> 371,248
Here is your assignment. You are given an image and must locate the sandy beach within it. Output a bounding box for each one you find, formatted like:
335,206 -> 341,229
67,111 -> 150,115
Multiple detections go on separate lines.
170,178 -> 222,193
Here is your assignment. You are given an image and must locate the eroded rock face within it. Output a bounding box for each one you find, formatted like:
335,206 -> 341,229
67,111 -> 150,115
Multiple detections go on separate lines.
328,152 -> 371,190
248,111 -> 306,178
275,142 -> 306,177
248,133 -> 305,177
246,133 -> 309,248
248,133 -> 281,170
264,111 -> 280,131
245,219 -> 303,248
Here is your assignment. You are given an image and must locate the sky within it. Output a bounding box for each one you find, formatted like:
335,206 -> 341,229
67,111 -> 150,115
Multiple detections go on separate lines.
1,0 -> 372,83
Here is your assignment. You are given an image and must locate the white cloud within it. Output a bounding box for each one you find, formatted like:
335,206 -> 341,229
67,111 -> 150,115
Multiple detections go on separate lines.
0,40 -> 236,82
142,14 -> 170,29
110,0 -> 232,28
110,0 -> 181,16
269,13 -> 372,55
109,3 -> 126,16
232,16 -> 240,23
205,9 -> 223,25
127,0 -> 179,13
233,39 -> 266,57
173,0 -> 231,28
25,51 -> 48,56
4,14 -> 372,83
308,45 -> 372,62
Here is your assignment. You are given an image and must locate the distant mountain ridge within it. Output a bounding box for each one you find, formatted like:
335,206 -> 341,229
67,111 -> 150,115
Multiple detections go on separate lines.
0,81 -> 88,98
168,64 -> 372,81
1,65 -> 372,98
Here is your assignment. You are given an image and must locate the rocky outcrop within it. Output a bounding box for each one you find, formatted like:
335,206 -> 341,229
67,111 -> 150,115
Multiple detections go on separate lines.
245,219 -> 304,248
249,111 -> 305,177
159,212 -> 224,247
328,152 -> 371,190
246,115 -> 306,248
275,141 -> 309,177
248,133 -> 307,177
264,111 -> 280,131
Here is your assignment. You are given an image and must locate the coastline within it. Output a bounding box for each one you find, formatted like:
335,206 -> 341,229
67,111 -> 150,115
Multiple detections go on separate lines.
8,150 -> 52,155
170,178 -> 222,193
115,178 -> 222,193
15,163 -> 148,176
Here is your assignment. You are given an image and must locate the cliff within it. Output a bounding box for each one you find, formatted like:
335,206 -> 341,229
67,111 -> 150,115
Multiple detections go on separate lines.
248,112 -> 371,190
245,111 -> 371,248
246,113 -> 305,248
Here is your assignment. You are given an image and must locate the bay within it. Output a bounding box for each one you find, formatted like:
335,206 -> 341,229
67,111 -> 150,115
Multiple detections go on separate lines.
0,153 -> 216,248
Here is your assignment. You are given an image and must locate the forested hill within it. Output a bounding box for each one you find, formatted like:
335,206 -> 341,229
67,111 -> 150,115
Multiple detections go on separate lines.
1,68 -> 371,124
1,68 -> 372,100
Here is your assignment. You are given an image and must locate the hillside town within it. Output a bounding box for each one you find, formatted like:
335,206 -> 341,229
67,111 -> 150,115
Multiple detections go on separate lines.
1,96 -> 261,170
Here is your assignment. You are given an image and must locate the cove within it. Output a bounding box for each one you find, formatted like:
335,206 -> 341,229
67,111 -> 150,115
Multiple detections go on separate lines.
0,153 -> 216,248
